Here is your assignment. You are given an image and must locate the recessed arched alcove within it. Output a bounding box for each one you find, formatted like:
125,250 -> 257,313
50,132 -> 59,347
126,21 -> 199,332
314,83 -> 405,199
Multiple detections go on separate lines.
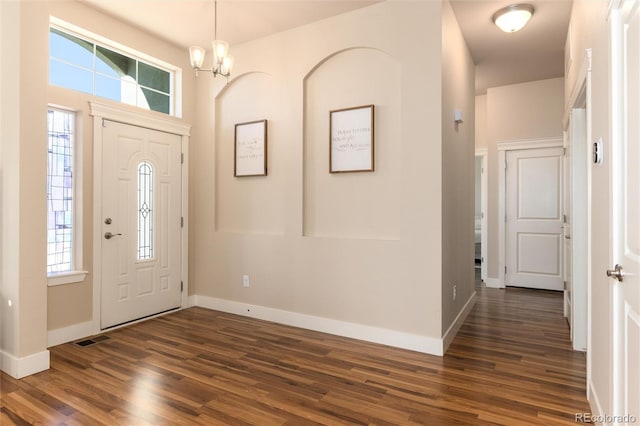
214,72 -> 284,235
303,47 -> 402,240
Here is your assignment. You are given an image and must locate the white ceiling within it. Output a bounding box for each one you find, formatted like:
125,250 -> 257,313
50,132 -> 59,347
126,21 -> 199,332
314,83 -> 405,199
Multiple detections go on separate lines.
450,0 -> 572,94
81,0 -> 572,94
81,0 -> 380,48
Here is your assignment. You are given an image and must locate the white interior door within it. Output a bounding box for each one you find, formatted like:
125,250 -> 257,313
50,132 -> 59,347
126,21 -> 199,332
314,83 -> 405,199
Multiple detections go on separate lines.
101,120 -> 182,329
611,1 -> 640,420
571,105 -> 589,352
564,131 -> 573,323
506,147 -> 564,291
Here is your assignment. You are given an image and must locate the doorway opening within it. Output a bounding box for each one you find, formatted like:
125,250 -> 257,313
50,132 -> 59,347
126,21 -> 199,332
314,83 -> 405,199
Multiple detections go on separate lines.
474,149 -> 488,283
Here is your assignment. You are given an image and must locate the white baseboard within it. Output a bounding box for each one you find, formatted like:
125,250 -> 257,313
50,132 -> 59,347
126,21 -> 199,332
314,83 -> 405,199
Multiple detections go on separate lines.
442,291 -> 477,353
187,295 -> 196,308
47,320 -> 94,347
193,295 -> 445,355
588,379 -> 604,425
485,277 -> 503,289
1,349 -> 50,379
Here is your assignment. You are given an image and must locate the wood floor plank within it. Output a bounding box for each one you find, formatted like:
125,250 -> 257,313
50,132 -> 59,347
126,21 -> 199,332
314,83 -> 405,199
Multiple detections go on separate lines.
0,275 -> 590,425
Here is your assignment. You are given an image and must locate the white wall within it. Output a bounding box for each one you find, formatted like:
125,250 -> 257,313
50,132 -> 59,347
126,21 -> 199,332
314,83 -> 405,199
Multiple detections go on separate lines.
441,0 -> 476,338
1,0 -> 22,364
0,0 -> 49,377
566,0 -> 613,417
485,78 -> 565,281
190,0 -> 473,353
475,94 -> 487,150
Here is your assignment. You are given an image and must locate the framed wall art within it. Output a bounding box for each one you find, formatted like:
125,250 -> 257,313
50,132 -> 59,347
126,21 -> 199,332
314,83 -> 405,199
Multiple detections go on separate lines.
234,119 -> 267,177
329,104 -> 374,173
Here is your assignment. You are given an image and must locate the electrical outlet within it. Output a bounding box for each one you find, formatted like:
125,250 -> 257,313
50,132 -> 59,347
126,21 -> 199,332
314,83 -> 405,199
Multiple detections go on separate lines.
453,285 -> 457,301
243,275 -> 250,287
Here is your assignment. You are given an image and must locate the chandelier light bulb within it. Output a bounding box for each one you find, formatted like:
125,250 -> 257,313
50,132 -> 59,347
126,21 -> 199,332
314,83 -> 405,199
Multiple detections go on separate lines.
189,46 -> 205,69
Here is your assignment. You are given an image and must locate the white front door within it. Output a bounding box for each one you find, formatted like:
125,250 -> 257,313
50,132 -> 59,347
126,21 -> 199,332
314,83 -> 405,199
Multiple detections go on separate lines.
611,1 -> 640,420
101,120 -> 182,329
506,147 -> 564,291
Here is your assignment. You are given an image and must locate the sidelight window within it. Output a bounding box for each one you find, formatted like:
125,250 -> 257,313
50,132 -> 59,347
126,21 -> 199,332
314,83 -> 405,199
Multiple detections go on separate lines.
47,108 -> 88,285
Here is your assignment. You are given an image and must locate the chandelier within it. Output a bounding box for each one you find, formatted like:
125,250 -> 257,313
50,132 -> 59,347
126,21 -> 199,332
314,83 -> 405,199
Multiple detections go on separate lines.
189,0 -> 233,79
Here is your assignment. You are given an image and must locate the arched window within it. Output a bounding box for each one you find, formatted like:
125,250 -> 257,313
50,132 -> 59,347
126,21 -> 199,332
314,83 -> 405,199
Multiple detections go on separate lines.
137,162 -> 153,260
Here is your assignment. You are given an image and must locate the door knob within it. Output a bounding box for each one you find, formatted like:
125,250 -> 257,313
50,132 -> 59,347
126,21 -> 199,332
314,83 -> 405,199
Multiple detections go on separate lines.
104,217 -> 112,225
606,264 -> 624,282
104,232 -> 122,240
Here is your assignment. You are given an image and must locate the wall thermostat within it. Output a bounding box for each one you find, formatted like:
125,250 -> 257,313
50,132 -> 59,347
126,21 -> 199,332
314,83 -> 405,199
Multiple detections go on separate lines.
593,138 -> 603,164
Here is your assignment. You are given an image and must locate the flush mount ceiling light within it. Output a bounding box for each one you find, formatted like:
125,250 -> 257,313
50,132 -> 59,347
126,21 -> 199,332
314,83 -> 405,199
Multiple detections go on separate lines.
492,4 -> 534,33
189,0 -> 233,80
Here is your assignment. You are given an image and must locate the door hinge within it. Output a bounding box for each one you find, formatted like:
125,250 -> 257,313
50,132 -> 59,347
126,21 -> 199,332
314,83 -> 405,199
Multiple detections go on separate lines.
481,257 -> 484,264
180,281 -> 184,292
181,153 -> 184,164
564,280 -> 567,290
102,118 -> 107,127
504,266 -> 507,274
563,214 -> 567,223
181,217 -> 184,228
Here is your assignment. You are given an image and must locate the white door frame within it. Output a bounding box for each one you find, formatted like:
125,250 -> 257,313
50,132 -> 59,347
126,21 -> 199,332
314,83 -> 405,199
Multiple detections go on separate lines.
475,149 -> 488,283
89,101 -> 191,334
610,0 -> 640,417
564,49 -> 592,355
497,137 -> 564,289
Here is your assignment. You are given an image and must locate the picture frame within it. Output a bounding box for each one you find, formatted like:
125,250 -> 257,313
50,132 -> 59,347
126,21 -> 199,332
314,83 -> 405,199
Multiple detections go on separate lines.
329,104 -> 374,173
234,119 -> 267,177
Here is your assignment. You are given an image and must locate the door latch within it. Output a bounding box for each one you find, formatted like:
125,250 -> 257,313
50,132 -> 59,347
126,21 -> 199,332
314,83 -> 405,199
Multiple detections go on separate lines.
606,264 -> 624,282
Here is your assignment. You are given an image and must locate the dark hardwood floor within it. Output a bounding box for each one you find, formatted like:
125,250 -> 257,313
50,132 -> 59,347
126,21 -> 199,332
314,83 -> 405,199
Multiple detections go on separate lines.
1,278 -> 590,425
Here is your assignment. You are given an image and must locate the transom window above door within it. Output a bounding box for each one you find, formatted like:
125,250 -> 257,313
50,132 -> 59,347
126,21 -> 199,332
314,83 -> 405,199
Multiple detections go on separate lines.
49,18 -> 179,116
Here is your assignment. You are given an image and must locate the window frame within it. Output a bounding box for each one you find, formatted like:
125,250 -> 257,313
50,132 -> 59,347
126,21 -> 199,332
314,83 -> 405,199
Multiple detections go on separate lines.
47,106 -> 88,286
49,17 -> 181,117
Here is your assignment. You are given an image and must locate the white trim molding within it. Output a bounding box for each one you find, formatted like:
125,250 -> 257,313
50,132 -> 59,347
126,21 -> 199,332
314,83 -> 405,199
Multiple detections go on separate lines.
497,137 -> 564,288
588,379 -> 604,423
193,295 -> 446,355
497,137 -> 564,152
485,277 -> 502,289
564,49 -> 593,128
442,292 -> 477,353
47,270 -> 88,287
47,321 -> 94,347
1,350 -> 50,379
90,101 -> 191,335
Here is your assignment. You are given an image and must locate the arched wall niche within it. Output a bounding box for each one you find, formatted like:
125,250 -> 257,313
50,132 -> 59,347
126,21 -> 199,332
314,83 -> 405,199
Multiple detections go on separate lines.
214,71 -> 284,235
303,47 -> 402,240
